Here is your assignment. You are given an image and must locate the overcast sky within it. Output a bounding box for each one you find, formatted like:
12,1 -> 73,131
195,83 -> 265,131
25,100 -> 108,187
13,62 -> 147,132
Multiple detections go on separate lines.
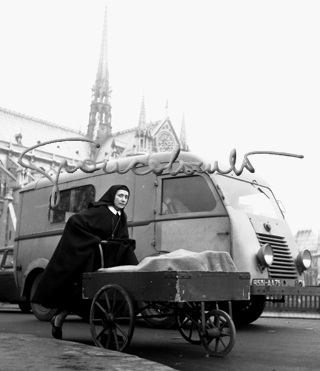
0,0 -> 320,235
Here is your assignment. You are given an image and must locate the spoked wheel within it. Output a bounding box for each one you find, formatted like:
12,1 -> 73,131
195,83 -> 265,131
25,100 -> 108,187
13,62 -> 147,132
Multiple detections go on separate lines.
201,309 -> 236,357
90,284 -> 135,352
176,302 -> 202,344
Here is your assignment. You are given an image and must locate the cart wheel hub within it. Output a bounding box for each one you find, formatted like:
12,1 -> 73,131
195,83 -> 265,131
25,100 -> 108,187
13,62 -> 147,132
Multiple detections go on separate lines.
206,328 -> 221,338
102,313 -> 114,326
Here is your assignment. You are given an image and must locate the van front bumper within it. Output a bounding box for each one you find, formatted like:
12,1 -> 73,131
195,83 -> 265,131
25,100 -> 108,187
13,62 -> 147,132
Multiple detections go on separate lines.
251,285 -> 320,296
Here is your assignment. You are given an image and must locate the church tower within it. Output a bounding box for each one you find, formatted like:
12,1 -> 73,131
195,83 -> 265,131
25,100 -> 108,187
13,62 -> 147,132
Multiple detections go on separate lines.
87,4 -> 112,143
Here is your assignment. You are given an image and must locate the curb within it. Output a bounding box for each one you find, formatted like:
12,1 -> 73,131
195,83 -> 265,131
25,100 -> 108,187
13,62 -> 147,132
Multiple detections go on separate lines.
0,333 -> 177,371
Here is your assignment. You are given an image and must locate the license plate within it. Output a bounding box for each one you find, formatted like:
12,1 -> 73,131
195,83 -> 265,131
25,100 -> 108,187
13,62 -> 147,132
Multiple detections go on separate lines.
252,279 -> 281,286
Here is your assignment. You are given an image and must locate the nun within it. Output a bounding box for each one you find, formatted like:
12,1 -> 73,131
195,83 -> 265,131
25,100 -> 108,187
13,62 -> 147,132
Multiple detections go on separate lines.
31,184 -> 137,339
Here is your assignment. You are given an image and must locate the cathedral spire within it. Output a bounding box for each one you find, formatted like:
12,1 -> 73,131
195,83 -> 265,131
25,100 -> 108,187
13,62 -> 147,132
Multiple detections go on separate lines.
136,94 -> 152,153
138,95 -> 146,129
165,99 -> 169,118
87,3 -> 112,142
179,114 -> 189,151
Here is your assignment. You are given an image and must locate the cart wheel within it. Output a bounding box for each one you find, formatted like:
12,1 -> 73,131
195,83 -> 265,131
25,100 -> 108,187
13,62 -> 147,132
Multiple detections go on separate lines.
90,284 -> 135,352
176,302 -> 202,345
201,309 -> 236,357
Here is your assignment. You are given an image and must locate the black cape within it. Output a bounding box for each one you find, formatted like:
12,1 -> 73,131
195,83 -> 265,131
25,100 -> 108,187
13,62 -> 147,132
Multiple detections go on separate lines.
31,185 -> 137,310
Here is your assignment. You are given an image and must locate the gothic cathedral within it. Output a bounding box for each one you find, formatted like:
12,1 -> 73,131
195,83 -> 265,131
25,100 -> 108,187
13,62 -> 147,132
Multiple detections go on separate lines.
86,5 -> 189,161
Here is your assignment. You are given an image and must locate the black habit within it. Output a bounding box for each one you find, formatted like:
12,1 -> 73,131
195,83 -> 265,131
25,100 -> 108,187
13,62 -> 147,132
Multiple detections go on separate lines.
31,185 -> 137,311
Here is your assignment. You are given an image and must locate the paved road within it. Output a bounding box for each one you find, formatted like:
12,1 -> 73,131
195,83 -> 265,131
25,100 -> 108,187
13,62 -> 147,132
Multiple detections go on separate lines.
127,316 -> 320,371
1,305 -> 320,371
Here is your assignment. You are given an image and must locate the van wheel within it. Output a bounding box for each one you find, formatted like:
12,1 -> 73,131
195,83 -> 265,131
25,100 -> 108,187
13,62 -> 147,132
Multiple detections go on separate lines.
30,274 -> 57,321
231,295 -> 266,325
138,301 -> 176,329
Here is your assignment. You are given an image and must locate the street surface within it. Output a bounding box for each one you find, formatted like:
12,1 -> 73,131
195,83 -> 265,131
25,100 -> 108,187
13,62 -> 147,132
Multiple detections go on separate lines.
1,304 -> 319,371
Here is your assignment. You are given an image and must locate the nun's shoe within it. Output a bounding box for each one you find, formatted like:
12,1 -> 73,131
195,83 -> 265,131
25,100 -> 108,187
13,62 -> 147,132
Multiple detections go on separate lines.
51,315 -> 63,340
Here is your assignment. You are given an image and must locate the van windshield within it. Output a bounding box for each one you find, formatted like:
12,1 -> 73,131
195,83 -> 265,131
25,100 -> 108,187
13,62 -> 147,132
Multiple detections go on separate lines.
215,175 -> 283,220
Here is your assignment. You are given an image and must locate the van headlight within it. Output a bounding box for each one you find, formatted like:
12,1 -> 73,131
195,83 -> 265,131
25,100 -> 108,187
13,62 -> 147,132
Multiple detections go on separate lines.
257,243 -> 274,272
296,250 -> 312,274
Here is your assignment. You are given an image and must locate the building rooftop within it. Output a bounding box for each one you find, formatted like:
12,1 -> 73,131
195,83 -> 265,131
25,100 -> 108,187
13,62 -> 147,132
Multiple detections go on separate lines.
0,106 -> 90,161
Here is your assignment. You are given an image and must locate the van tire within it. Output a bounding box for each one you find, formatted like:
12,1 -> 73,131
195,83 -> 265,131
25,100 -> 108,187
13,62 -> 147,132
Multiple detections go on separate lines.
30,273 -> 57,321
231,295 -> 266,325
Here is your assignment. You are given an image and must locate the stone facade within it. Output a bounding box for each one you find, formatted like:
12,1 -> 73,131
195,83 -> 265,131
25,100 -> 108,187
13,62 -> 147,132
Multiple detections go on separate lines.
0,107 -> 90,246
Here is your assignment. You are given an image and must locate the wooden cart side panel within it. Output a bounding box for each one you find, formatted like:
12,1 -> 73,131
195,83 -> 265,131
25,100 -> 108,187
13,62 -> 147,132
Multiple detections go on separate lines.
177,272 -> 250,301
82,271 -> 250,302
83,271 -> 175,301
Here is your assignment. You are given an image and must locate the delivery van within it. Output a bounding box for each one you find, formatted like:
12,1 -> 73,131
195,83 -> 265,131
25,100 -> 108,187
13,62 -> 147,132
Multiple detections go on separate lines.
13,151 -> 312,325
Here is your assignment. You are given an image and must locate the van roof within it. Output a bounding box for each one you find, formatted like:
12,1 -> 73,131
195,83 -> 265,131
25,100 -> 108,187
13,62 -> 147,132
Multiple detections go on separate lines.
20,151 -> 269,192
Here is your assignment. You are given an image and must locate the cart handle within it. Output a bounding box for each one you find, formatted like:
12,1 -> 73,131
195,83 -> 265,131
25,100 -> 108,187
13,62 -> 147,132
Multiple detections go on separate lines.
99,240 -> 108,269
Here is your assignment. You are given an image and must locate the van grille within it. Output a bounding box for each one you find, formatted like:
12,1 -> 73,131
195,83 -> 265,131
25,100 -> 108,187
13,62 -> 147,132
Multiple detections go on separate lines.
256,233 -> 298,279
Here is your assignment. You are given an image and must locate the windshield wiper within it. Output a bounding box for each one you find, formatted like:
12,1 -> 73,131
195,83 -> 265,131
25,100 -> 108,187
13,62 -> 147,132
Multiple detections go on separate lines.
252,181 -> 270,199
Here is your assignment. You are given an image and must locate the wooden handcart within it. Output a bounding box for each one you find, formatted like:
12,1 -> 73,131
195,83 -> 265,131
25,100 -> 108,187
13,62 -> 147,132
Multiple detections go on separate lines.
82,270 -> 250,357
